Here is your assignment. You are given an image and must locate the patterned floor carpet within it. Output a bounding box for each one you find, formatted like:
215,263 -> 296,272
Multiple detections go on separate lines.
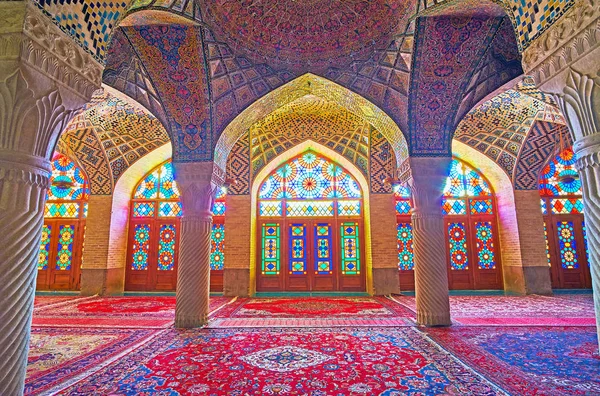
27,293 -> 598,395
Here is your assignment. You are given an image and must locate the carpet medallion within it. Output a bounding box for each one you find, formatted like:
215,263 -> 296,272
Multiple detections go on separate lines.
427,326 -> 600,395
213,296 -> 415,319
57,327 -> 501,395
25,327 -> 159,395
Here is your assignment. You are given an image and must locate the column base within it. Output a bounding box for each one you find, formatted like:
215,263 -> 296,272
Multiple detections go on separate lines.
372,268 -> 400,295
417,311 -> 452,327
175,315 -> 208,328
223,268 -> 250,297
503,265 -> 552,295
80,268 -> 125,296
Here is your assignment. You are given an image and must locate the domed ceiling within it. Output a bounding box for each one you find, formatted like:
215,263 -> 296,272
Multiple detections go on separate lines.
201,0 -> 413,72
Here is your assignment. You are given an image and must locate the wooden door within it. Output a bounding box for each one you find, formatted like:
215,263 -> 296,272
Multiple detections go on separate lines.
37,219 -> 83,290
548,215 -> 592,288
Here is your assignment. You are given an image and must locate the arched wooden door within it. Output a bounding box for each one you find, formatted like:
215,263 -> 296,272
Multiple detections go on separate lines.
256,151 -> 365,292
126,160 -> 226,292
540,148 -> 592,289
397,158 -> 503,290
37,153 -> 88,291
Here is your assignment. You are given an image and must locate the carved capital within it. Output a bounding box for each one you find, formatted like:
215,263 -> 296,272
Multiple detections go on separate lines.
173,161 -> 223,219
554,69 -> 600,141
403,157 -> 452,217
522,0 -> 600,84
574,133 -> 600,170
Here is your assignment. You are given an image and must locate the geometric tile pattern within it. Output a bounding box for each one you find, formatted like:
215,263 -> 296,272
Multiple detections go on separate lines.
249,96 -> 371,180
370,130 -> 394,194
58,90 -> 170,194
514,121 -> 571,190
502,0 -> 575,50
226,133 -> 250,195
455,88 -> 566,176
32,0 -> 130,62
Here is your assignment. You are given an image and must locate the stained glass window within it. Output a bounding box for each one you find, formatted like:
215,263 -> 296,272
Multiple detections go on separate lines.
55,225 -> 75,270
397,223 -> 414,270
448,222 -> 469,270
474,222 -> 496,269
539,148 -> 582,197
210,224 -> 225,270
131,160 -> 226,273
261,223 -> 281,275
258,151 -> 362,219
315,223 -> 333,274
157,224 -> 176,271
131,224 -> 151,270
45,153 -> 89,219
556,221 -> 579,269
38,225 -> 51,270
341,222 -> 360,275
289,224 -> 307,274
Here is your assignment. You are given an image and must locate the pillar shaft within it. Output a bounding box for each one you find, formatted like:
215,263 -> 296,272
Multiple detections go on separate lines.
0,153 -> 51,395
172,162 -> 223,328
574,134 -> 600,350
405,157 -> 452,326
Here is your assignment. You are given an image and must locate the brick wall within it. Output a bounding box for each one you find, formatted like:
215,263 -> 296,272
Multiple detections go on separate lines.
224,195 -> 252,270
368,193 -> 398,269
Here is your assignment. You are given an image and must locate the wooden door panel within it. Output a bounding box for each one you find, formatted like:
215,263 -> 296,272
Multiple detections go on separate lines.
312,222 -> 335,291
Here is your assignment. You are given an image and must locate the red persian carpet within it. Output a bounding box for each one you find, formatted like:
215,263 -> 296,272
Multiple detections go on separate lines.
33,296 -> 83,308
53,327 -> 504,395
392,294 -> 596,326
426,326 -> 600,395
25,327 -> 159,396
32,296 -> 233,328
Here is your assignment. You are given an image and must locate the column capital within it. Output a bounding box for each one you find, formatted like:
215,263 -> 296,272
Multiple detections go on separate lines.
173,161 -> 224,218
574,133 -> 600,171
400,156 -> 452,217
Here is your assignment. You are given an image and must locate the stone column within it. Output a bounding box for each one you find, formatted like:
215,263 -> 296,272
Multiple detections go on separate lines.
402,157 -> 452,326
0,153 -> 50,395
172,162 -> 223,328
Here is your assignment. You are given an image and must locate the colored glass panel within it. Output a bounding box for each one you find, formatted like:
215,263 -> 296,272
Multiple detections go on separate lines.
210,224 -> 225,270
212,201 -> 226,216
541,198 -> 548,215
47,153 -> 89,201
394,184 -> 411,198
157,224 -> 176,271
134,169 -> 159,199
258,151 -> 362,200
338,200 -> 361,216
550,198 -> 584,214
443,159 -> 491,198
158,162 -> 180,199
539,148 -> 582,197
55,225 -> 75,270
83,203 -> 88,218
544,222 -> 551,267
397,223 -> 414,270
395,200 -> 412,215
215,187 -> 227,200
38,224 -> 51,270
133,202 -> 156,217
341,222 -> 360,275
315,223 -> 333,274
442,199 -> 467,215
289,224 -> 307,274
44,202 -> 80,218
556,221 -> 579,269
474,221 -> 496,269
448,222 -> 469,270
259,201 -> 283,216
286,201 -> 334,217
158,201 -> 182,217
131,224 -> 151,270
261,223 -> 280,275
470,199 -> 493,215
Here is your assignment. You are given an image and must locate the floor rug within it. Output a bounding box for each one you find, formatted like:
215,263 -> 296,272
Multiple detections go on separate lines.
56,327 -> 503,395
33,296 -> 83,309
426,326 -> 600,395
392,294 -> 595,326
32,296 -> 233,328
213,296 -> 415,319
25,327 -> 160,396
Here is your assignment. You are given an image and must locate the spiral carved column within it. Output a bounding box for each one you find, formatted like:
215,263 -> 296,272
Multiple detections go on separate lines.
173,162 -> 222,328
574,134 -> 600,351
0,152 -> 51,395
404,157 -> 452,326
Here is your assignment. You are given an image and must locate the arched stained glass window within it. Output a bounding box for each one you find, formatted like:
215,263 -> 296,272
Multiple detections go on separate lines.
38,152 -> 88,291
259,151 -> 362,218
127,160 -> 226,291
395,158 -> 502,290
45,153 -> 89,218
539,147 -> 591,288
